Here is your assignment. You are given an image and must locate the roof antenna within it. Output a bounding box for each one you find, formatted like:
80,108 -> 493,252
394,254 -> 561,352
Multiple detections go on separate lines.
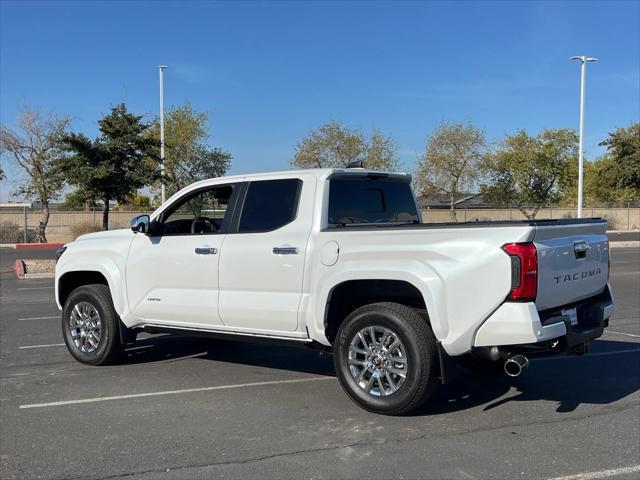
347,160 -> 364,169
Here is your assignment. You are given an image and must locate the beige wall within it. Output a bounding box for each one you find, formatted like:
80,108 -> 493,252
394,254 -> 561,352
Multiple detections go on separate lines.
421,207 -> 640,231
1,207 -> 639,243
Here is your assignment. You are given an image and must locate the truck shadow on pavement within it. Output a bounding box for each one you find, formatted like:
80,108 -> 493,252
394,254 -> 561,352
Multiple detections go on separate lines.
418,339 -> 640,416
121,334 -> 336,376
121,335 -> 639,415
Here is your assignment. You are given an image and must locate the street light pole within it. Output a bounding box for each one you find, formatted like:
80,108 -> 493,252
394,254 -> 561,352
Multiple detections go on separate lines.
158,65 -> 168,204
570,55 -> 597,218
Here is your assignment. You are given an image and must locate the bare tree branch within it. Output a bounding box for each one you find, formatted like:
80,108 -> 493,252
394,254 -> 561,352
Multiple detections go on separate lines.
0,107 -> 69,242
415,121 -> 487,222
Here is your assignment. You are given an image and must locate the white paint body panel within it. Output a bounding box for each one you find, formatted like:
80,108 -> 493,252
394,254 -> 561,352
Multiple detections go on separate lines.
534,226 -> 609,311
474,290 -> 614,348
55,228 -> 134,318
54,168 -> 612,357
473,302 -> 567,347
304,226 -> 532,355
125,233 -> 225,328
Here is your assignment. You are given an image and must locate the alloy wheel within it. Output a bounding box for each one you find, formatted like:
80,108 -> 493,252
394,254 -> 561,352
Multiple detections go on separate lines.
347,326 -> 408,396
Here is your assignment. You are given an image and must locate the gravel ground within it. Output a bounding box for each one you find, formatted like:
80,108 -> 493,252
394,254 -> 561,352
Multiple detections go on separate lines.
22,259 -> 56,274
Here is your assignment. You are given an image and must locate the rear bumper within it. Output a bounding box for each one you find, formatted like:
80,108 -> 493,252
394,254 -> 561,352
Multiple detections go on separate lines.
473,285 -> 613,350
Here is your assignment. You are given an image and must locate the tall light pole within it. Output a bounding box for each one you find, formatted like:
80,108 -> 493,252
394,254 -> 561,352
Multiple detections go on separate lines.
570,55 -> 597,218
158,65 -> 168,204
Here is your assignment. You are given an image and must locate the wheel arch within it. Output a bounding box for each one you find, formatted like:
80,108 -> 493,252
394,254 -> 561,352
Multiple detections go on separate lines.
58,270 -> 108,306
323,279 -> 430,345
56,266 -> 125,317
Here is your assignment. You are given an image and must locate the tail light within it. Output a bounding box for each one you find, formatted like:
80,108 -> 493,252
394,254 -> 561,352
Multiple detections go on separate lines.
502,243 -> 538,302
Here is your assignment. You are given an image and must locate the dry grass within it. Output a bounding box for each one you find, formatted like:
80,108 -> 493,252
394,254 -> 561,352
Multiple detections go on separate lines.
70,220 -> 102,239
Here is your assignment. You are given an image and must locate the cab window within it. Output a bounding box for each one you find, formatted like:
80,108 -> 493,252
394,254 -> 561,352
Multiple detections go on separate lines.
328,177 -> 419,225
238,179 -> 301,232
161,185 -> 233,235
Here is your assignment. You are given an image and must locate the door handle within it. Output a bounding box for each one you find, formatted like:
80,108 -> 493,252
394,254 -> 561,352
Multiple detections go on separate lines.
195,247 -> 217,255
273,246 -> 299,255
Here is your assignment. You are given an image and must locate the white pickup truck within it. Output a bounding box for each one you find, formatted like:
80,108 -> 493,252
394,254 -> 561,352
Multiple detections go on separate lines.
55,168 -> 614,414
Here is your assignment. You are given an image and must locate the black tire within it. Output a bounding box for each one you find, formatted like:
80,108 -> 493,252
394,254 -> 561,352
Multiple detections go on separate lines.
61,284 -> 122,365
456,355 -> 504,376
333,302 -> 439,415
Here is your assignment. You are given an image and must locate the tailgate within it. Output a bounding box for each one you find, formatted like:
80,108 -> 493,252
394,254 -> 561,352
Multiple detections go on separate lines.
533,220 -> 609,311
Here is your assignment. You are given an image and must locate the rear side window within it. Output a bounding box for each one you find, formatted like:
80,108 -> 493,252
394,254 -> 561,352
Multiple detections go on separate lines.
328,177 -> 419,225
238,179 -> 301,232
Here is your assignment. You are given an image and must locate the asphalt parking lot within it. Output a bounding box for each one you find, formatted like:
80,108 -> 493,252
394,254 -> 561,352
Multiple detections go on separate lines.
0,247 -> 638,480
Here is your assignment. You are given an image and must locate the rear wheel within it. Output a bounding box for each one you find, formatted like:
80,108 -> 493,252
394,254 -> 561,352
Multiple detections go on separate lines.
334,302 -> 439,415
62,284 -> 121,365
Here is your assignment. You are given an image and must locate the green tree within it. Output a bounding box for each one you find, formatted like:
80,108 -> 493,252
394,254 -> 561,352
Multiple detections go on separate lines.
366,129 -> 400,171
414,121 -> 487,221
596,123 -> 640,202
481,129 -> 578,219
562,124 -> 640,206
0,107 -> 69,242
147,103 -> 231,198
59,103 -> 158,230
115,192 -> 152,211
582,156 -> 622,204
292,120 -> 399,170
59,189 -> 99,211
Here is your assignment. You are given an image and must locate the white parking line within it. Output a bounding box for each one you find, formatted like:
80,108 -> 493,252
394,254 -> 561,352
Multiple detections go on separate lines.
17,286 -> 54,291
18,343 -> 65,349
18,316 -> 59,321
547,464 -> 640,480
19,376 -> 335,409
605,330 -> 640,338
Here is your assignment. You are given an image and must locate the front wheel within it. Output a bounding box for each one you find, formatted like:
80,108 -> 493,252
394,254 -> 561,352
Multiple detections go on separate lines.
334,302 -> 439,415
62,284 -> 122,365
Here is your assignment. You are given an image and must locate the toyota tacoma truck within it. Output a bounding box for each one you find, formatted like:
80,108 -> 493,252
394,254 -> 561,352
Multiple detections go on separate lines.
55,167 -> 614,415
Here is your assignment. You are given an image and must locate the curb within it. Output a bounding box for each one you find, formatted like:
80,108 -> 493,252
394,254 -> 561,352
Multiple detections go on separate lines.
14,259 -> 56,279
14,260 -> 25,279
23,272 -> 55,279
1,243 -> 63,249
15,243 -> 64,249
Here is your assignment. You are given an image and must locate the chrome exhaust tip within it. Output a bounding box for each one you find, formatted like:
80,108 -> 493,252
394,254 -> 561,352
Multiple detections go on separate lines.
504,354 -> 529,377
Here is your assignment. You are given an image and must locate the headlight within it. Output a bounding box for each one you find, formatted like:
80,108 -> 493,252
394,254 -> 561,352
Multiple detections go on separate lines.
56,246 -> 67,262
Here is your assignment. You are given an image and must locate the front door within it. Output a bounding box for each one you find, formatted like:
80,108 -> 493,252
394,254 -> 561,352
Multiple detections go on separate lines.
126,183 -> 237,328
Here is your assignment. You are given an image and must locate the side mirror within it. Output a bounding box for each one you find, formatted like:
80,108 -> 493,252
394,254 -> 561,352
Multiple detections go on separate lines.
130,215 -> 150,234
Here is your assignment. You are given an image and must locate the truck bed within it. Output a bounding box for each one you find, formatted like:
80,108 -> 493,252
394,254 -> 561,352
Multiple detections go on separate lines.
324,217 -> 606,231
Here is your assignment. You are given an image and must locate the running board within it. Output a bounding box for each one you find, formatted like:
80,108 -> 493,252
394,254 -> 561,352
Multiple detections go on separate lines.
136,323 -> 313,348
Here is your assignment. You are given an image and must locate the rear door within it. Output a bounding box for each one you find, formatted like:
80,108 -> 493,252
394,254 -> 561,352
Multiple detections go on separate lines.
218,176 -> 316,334
534,221 -> 609,311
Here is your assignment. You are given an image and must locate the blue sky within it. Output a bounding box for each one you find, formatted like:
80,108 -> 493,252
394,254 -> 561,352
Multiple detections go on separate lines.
1,0 -> 639,200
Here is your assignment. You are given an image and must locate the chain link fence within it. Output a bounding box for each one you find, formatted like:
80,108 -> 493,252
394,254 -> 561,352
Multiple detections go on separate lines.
0,207 -> 153,244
